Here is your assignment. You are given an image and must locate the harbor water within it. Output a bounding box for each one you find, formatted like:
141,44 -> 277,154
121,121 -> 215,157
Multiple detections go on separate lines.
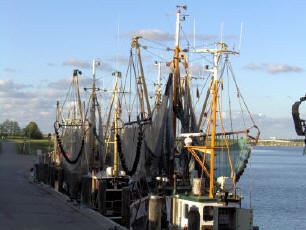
238,146 -> 306,230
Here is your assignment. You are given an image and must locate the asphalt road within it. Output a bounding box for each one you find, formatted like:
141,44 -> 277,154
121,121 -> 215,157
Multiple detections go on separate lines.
0,142 -> 113,230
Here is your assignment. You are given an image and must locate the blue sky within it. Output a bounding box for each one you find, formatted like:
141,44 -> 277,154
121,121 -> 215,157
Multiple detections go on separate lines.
1,0 -> 305,138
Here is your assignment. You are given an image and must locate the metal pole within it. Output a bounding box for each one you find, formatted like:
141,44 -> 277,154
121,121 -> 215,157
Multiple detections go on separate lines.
148,196 -> 161,230
209,52 -> 219,198
113,73 -> 119,177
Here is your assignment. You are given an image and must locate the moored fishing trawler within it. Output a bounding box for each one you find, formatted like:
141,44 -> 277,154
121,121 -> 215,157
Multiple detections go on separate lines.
52,59 -> 105,202
167,41 -> 260,230
128,5 -> 260,230
34,5 -> 260,230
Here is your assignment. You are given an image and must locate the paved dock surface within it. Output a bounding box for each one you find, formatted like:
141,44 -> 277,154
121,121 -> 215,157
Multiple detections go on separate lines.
0,142 -> 113,230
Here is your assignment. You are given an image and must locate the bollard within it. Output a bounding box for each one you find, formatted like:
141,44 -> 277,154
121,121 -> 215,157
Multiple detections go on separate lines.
49,165 -> 55,187
63,169 -> 71,195
54,167 -> 59,190
188,206 -> 200,230
58,168 -> 64,193
43,164 -> 49,184
148,195 -> 161,230
98,179 -> 107,215
47,165 -> 51,185
34,164 -> 39,182
38,163 -> 44,182
81,176 -> 91,206
70,172 -> 81,200
121,187 -> 131,227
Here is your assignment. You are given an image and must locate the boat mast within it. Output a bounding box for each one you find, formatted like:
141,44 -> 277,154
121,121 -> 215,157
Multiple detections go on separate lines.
131,36 -> 152,119
74,70 -> 83,123
155,61 -> 162,106
173,5 -> 184,137
195,43 -> 238,197
90,59 -> 100,170
113,71 -> 121,177
209,48 -> 219,198
66,69 -> 83,125
104,73 -> 119,139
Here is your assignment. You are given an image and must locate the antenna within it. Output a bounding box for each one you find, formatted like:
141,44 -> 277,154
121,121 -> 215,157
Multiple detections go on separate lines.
175,5 -> 187,47
220,21 -> 224,42
115,14 -> 120,71
193,17 -> 196,51
239,22 -> 244,53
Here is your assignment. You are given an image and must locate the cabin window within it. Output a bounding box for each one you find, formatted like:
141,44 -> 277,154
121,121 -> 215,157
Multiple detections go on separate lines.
184,204 -> 189,218
203,206 -> 214,221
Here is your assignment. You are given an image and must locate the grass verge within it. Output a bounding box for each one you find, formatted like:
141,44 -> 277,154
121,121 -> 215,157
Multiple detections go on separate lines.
6,136 -> 53,155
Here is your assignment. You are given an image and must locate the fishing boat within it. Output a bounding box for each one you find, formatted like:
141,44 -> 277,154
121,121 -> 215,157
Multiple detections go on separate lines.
52,68 -> 88,198
101,35 -> 155,227
35,5 -> 261,229
123,6 -> 260,230
52,59 -> 105,203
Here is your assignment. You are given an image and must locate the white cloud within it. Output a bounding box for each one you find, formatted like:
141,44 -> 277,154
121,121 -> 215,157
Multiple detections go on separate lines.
47,78 -> 71,90
244,63 -> 303,74
62,58 -> 114,72
125,29 -> 223,43
251,114 -> 297,139
263,63 -> 302,74
0,76 -> 113,134
62,59 -> 91,68
197,34 -> 217,41
99,62 -> 115,72
189,63 -> 207,76
47,62 -> 55,66
244,63 -> 262,71
0,79 -> 32,94
3,68 -> 16,73
47,76 -> 103,91
0,78 -> 63,133
125,29 -> 173,41
106,56 -> 129,66
198,110 -> 297,139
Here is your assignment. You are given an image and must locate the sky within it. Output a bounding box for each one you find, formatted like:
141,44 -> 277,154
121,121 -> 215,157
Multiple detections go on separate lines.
1,0 -> 305,139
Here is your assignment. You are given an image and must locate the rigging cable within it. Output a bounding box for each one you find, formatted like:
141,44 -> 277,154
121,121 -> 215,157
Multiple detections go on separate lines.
141,38 -> 169,49
142,48 -> 167,62
226,60 -> 233,132
228,60 -> 256,126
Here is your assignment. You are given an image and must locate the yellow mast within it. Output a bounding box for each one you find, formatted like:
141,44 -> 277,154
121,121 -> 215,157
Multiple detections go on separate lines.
209,80 -> 218,198
154,61 -> 162,107
103,71 -> 122,177
172,6 -> 185,139
103,71 -> 121,177
74,70 -> 83,123
172,5 -> 188,140
104,73 -> 119,139
131,36 -> 152,118
90,59 -> 100,193
113,72 -> 120,176
91,61 -> 97,170
173,46 -> 180,137
195,42 -> 239,198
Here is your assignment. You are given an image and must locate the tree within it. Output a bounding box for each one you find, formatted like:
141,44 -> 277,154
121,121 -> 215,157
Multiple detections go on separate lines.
23,122 -> 43,139
0,119 -> 21,136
